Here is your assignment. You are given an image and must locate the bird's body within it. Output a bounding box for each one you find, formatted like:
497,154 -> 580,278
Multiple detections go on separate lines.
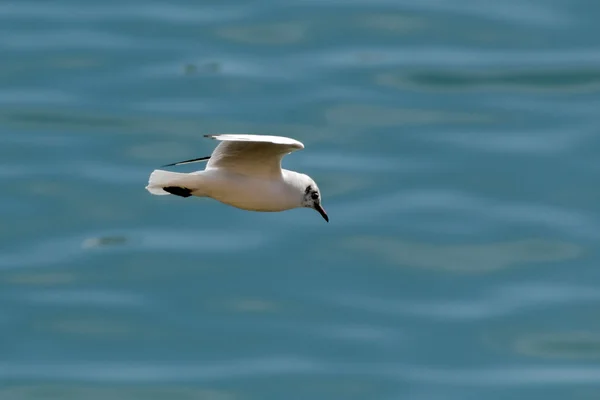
145,134 -> 328,222
152,168 -> 308,212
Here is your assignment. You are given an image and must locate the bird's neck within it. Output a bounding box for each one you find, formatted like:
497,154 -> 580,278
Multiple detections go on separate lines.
281,169 -> 304,186
281,169 -> 308,206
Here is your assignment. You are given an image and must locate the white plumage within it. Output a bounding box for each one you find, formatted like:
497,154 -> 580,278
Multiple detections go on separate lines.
146,134 -> 328,222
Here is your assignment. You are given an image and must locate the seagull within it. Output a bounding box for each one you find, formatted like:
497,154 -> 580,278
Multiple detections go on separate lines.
145,134 -> 328,222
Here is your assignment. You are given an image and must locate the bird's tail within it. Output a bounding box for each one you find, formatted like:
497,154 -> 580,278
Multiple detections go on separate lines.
145,169 -> 201,197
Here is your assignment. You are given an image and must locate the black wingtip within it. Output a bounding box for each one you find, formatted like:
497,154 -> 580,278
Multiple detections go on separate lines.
160,156 -> 211,168
163,186 -> 193,197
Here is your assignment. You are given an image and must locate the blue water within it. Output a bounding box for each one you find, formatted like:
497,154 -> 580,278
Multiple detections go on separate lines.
2,0 -> 600,398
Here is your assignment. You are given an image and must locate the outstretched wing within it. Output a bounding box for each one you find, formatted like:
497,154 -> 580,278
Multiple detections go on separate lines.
204,134 -> 304,178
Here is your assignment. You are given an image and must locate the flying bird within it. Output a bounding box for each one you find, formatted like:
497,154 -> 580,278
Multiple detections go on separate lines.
146,134 -> 328,222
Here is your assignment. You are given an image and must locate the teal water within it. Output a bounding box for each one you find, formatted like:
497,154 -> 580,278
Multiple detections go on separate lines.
2,1 -> 600,398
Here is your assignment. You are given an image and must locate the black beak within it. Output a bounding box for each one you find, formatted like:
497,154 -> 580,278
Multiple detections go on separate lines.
315,203 -> 329,222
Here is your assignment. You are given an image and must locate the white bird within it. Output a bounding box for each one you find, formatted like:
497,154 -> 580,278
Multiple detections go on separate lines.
145,134 -> 328,222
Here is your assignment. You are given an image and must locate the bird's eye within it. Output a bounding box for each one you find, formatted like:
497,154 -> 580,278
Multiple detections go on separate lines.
311,192 -> 319,200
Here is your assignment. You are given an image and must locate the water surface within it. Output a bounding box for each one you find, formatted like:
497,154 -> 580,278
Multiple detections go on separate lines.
2,0 -> 600,398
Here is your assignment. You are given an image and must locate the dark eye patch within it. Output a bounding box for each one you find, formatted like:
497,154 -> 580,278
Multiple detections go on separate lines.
311,192 -> 319,200
305,185 -> 312,195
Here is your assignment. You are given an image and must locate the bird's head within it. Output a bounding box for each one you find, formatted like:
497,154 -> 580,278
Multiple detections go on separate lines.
298,175 -> 328,223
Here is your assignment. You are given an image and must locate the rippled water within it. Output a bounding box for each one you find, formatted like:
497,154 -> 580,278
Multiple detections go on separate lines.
2,0 -> 600,398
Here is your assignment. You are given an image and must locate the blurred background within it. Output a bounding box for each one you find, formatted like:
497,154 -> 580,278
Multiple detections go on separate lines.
2,0 -> 600,399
